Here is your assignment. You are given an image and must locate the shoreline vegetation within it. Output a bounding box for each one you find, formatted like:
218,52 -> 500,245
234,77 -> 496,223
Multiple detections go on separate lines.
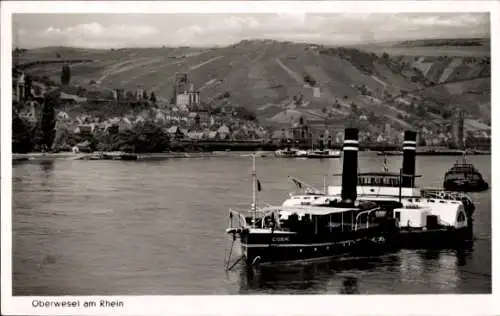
12,147 -> 491,162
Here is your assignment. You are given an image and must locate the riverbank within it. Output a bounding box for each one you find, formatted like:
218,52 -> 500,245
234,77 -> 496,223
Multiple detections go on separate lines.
12,148 -> 491,162
12,151 -> 272,162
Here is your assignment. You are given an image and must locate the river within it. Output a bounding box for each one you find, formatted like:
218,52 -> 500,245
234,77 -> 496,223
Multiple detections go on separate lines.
12,153 -> 491,295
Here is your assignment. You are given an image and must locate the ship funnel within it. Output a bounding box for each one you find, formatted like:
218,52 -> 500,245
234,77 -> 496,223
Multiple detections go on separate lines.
402,130 -> 417,187
341,128 -> 359,204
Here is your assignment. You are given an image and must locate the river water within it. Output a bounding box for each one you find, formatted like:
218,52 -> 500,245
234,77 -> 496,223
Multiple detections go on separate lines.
12,153 -> 491,295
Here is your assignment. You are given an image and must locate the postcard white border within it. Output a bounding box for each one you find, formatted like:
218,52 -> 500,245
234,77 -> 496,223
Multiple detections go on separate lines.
1,1 -> 499,315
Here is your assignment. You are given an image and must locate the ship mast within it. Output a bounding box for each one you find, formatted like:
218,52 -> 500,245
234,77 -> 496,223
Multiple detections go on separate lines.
251,153 -> 257,227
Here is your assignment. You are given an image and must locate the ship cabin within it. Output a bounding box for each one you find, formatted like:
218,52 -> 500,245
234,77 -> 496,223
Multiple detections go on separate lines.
229,202 -> 386,237
444,163 -> 485,183
393,199 -> 468,231
327,172 -> 422,198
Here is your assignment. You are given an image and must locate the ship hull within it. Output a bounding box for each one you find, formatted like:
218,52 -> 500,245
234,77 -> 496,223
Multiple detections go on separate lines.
443,179 -> 489,192
239,229 -> 396,267
396,226 -> 472,249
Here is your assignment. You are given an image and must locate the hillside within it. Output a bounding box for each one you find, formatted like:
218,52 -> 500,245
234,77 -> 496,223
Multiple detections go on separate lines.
15,38 -> 491,134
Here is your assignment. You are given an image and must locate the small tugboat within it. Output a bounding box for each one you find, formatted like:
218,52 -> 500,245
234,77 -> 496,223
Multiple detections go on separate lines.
225,128 -> 398,269
306,149 -> 341,159
443,154 -> 489,192
282,131 -> 475,247
274,147 -> 299,158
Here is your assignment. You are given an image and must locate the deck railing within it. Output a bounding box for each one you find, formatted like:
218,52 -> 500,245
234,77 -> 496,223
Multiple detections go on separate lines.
228,207 -> 269,229
354,208 -> 381,231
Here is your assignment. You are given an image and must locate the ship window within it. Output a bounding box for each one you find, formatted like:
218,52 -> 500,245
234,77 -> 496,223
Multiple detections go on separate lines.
439,201 -> 446,203
395,211 -> 401,221
408,199 -> 413,202
415,198 -> 420,202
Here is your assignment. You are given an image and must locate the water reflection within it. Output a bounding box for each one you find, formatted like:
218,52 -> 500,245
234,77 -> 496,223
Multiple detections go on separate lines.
455,247 -> 473,267
237,255 -> 399,294
339,276 -> 359,294
39,160 -> 55,173
235,248 -> 482,294
419,249 -> 441,260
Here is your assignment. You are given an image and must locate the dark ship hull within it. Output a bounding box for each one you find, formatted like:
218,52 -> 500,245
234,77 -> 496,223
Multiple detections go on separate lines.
443,178 -> 489,192
396,226 -> 473,249
239,222 -> 398,267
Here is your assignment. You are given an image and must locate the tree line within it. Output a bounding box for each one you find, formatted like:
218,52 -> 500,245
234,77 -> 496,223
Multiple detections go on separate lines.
12,90 -> 171,154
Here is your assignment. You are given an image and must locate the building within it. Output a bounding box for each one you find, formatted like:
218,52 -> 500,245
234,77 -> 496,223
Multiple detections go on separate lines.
291,122 -> 310,144
13,72 -> 26,102
114,88 -> 125,100
136,88 -> 144,101
176,84 -> 200,107
313,87 -> 321,98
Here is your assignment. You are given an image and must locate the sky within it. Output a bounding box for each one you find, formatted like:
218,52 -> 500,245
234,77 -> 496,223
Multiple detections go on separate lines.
12,13 -> 490,49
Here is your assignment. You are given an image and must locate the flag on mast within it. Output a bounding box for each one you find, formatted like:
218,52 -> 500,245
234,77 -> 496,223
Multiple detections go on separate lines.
257,179 -> 262,192
290,177 -> 303,189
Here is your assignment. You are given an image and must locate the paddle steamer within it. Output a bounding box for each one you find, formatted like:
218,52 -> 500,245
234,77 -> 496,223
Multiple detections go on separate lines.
282,131 -> 475,247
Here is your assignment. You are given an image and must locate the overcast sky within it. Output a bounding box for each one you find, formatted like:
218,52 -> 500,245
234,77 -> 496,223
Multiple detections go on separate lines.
13,13 -> 490,49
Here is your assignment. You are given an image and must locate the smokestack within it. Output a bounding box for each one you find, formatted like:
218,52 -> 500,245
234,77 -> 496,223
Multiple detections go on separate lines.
341,128 -> 359,204
402,131 -> 417,187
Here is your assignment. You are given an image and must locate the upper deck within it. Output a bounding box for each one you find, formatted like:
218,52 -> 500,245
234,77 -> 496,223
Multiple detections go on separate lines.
327,172 -> 422,197
446,163 -> 481,175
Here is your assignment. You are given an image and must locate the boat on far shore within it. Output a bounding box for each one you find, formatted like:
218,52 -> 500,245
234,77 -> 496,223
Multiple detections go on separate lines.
377,148 -> 490,156
274,148 -> 341,159
77,151 -> 138,161
306,149 -> 341,159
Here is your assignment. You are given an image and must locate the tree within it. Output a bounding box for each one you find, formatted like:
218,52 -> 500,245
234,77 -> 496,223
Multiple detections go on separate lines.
39,91 -> 58,151
60,64 -> 71,85
24,74 -> 32,101
12,112 -> 36,153
150,91 -> 157,103
119,121 -> 170,153
350,102 -> 358,114
367,110 -> 377,123
303,74 -> 316,86
416,103 -> 426,117
125,91 -> 135,101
